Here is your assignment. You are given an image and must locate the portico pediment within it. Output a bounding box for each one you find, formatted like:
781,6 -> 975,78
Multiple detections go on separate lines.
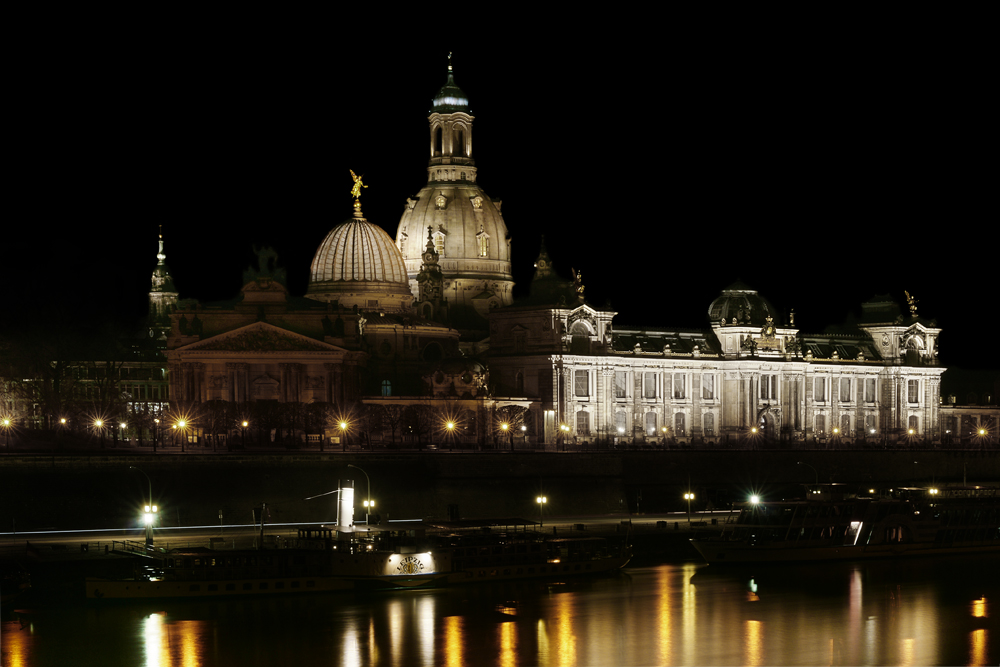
177,321 -> 348,353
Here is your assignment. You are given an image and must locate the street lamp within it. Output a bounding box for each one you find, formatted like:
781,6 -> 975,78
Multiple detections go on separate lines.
797,461 -> 819,493
536,495 -> 547,528
684,492 -> 695,527
130,466 -> 156,547
177,419 -> 187,452
95,419 -> 105,448
348,464 -> 374,525
340,421 -> 348,452
241,420 -> 249,450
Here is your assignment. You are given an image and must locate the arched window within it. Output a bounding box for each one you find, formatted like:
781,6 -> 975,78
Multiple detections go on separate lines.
615,411 -> 627,435
704,412 -> 715,436
434,127 -> 442,155
645,412 -> 657,435
454,128 -> 465,156
674,412 -> 686,436
576,410 -> 590,435
433,232 -> 445,257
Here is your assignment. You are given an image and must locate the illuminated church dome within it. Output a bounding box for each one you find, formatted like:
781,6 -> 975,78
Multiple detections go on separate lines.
707,281 -> 779,326
307,203 -> 414,313
396,57 -> 513,320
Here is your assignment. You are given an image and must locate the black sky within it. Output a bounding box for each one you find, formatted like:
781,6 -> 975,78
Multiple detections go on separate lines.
8,27 -> 995,372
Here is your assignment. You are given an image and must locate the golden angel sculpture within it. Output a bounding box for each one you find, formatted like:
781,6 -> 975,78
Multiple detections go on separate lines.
350,170 -> 368,200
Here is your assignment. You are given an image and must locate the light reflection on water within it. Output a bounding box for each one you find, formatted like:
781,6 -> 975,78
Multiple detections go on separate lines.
2,557 -> 997,666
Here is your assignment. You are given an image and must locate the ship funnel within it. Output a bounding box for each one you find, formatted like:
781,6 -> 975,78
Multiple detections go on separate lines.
337,479 -> 355,527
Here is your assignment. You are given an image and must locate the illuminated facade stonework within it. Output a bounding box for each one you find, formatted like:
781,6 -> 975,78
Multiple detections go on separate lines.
489,273 -> 949,447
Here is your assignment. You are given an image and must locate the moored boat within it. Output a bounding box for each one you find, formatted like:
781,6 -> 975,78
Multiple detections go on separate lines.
86,522 -> 631,600
691,485 -> 1000,565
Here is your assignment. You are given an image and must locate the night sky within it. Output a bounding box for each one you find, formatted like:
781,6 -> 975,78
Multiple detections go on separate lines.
9,33 -> 995,372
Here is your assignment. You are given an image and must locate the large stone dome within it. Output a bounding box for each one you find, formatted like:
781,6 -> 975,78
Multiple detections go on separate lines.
307,205 -> 414,313
708,281 -> 779,326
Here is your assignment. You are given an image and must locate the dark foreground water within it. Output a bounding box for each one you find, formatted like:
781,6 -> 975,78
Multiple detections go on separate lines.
3,557 -> 998,666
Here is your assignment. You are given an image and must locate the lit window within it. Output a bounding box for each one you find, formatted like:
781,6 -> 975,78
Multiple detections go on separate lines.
644,373 -> 656,399
574,370 -> 589,397
814,378 -> 826,402
702,374 -> 714,400
839,378 -> 851,402
673,374 -> 686,400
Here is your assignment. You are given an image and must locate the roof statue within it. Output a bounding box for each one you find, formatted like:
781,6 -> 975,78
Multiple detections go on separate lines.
905,290 -> 919,317
350,169 -> 367,202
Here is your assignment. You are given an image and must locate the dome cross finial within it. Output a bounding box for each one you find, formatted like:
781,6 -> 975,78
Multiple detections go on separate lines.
448,51 -> 453,73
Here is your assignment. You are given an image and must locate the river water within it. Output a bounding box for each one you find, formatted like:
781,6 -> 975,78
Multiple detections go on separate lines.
2,556 -> 997,666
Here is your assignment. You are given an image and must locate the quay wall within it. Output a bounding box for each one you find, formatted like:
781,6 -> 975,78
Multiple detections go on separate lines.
1,450 -> 996,532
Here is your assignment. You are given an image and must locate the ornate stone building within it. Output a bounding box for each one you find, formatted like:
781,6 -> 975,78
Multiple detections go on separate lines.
489,257 -> 950,447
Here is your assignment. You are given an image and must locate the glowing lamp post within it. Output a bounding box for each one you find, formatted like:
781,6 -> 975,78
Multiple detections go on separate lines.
347,464 -> 374,525
95,419 -> 105,448
241,420 -> 249,450
684,492 -> 695,527
446,421 -> 455,451
177,419 -> 187,452
536,495 -> 547,528
340,421 -> 348,452
500,422 -> 511,451
130,466 -> 156,547
2,418 -> 11,449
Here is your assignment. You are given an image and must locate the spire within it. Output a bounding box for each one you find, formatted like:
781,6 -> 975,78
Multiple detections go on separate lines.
532,235 -> 554,280
148,226 -> 179,338
151,226 -> 176,293
432,52 -> 470,113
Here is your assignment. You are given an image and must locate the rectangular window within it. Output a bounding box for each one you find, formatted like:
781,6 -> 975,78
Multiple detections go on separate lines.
840,414 -> 850,435
575,370 -> 589,397
614,371 -> 627,399
760,375 -> 776,400
814,378 -> 826,402
704,412 -> 715,436
864,378 -> 876,403
702,374 -> 714,400
643,373 -> 656,399
816,414 -> 826,433
839,378 -> 851,402
674,412 -> 686,435
908,379 -> 919,404
576,411 -> 590,435
673,374 -> 686,399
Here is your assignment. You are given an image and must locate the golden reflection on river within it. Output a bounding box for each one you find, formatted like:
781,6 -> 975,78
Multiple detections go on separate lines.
2,557 -> 997,666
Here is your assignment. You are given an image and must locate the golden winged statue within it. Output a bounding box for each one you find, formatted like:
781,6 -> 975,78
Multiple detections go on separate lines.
350,170 -> 368,200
